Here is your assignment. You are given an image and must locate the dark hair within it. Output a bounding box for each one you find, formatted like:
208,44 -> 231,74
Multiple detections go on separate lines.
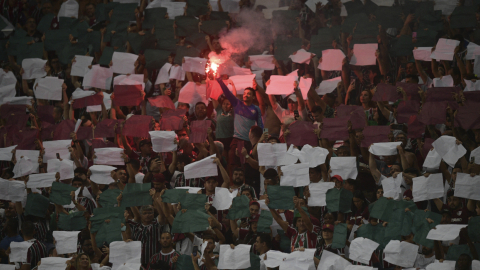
405,74 -> 419,83
53,106 -> 64,116
311,105 -> 323,115
244,87 -> 256,93
22,221 -> 35,237
195,102 -> 207,109
375,105 -> 389,125
74,167 -> 88,175
257,233 -> 272,249
72,176 -> 84,185
311,165 -> 322,174
177,153 -> 192,165
250,125 -> 263,139
233,167 -> 244,174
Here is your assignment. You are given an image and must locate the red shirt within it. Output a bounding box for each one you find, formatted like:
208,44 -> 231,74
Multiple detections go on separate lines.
286,226 -> 317,252
443,204 -> 472,224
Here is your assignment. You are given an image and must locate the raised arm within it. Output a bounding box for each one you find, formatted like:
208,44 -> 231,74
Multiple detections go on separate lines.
369,151 -> 382,185
267,198 -> 289,232
215,157 -> 230,188
295,196 -> 313,232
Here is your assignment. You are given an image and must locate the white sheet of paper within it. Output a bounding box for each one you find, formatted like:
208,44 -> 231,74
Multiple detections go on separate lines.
318,49 -> 346,71
169,65 -> 185,81
175,186 -> 202,194
382,173 -> 403,200
53,231 -> 80,254
466,43 -> 480,60
212,187 -> 238,210
230,74 -> 256,94
38,257 -> 72,270
349,237 -> 379,264
280,249 -> 316,270
178,82 -> 207,107
90,165 -> 117,184
0,69 -> 16,88
249,55 -> 275,71
232,66 -> 252,75
47,159 -> 75,180
299,145 -> 328,167
184,154 -> 218,179
316,76 -> 341,95
34,77 -> 63,100
161,2 -> 186,18
264,250 -> 287,268
71,88 -> 95,99
15,150 -> 40,173
0,178 -> 26,202
74,118 -> 82,133
423,149 -> 442,169
113,74 -> 144,86
454,173 -> 480,200
330,157 -> 357,180
0,83 -> 16,105
318,250 -> 352,270
266,75 -> 296,95
71,56 -> 94,77
94,148 -> 125,166
27,172 -> 57,188
412,173 -> 444,202
383,240 -> 418,268
58,0 -> 79,18
289,49 -> 313,64
149,131 -> 177,153
22,58 -> 47,80
182,57 -> 208,75
109,241 -> 142,265
350,44 -> 378,66
13,156 -> 34,178
426,261 -> 455,270
433,75 -> 454,87
298,77 -> 312,99
430,39 -> 460,61
426,224 -> 467,241
464,79 -> 480,92
471,146 -> 480,165
413,47 -> 433,61
83,65 -> 114,90
0,145 -> 16,161
217,244 -> 251,269
111,52 -> 138,74
308,182 -> 335,207
0,265 -> 16,270
257,143 -> 294,166
3,96 -> 33,105
432,135 -> 467,167
86,92 -> 112,112
43,140 -> 72,161
155,63 -> 172,84
9,241 -> 34,262
368,142 -> 402,156
280,163 -> 310,187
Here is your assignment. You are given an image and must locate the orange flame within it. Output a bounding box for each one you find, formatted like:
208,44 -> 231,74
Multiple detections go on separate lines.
206,61 -> 219,79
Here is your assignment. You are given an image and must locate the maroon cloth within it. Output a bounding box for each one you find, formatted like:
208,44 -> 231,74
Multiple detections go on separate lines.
92,138 -> 117,149
418,101 -> 448,125
72,93 -> 104,109
407,115 -> 425,139
77,126 -> 93,140
189,120 -> 211,143
286,121 -> 318,147
94,119 -> 118,138
17,129 -> 39,150
7,114 -> 29,130
320,117 -> 349,141
360,126 -> 390,148
36,105 -> 55,124
122,115 -> 153,138
148,96 -> 175,109
159,109 -> 187,131
113,85 -> 144,106
0,105 -> 27,116
426,87 -> 461,109
396,100 -> 420,123
454,92 -> 480,130
336,105 -> 366,130
372,83 -> 401,102
40,122 -> 55,141
0,125 -> 23,147
53,120 -> 75,140
395,82 -> 421,101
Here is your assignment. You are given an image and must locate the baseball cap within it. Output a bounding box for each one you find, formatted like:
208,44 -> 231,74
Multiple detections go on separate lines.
288,94 -> 298,102
331,175 -> 343,182
322,224 -> 334,231
152,173 -> 165,183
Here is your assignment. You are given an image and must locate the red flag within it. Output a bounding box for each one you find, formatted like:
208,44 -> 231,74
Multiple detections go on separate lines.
113,84 -> 144,106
